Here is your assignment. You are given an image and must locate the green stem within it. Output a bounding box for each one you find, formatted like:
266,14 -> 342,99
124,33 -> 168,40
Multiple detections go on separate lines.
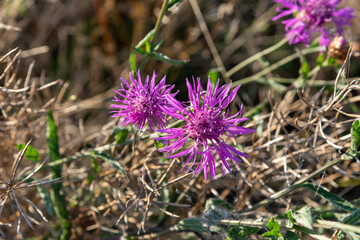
225,38 -> 288,78
232,46 -> 323,87
150,0 -> 169,45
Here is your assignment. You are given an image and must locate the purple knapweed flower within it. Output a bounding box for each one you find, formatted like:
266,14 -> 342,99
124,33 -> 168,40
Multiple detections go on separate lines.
110,71 -> 177,132
156,78 -> 255,180
273,0 -> 355,47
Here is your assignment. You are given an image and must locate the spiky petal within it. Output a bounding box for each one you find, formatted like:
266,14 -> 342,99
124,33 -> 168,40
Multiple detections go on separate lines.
273,0 -> 355,47
156,77 -> 255,180
110,71 -> 177,132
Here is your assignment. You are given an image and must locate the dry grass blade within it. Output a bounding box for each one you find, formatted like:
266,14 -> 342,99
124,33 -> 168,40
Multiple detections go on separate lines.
17,158 -> 49,185
10,139 -> 32,182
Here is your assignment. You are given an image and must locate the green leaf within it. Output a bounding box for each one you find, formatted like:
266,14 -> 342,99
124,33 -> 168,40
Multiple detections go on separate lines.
145,41 -> 151,53
303,183 -> 356,212
112,127 -> 129,144
325,56 -> 338,67
262,218 -> 282,239
207,68 -> 222,88
16,144 -> 40,162
93,152 -> 125,175
135,29 -> 155,48
168,0 -> 183,9
203,198 -> 233,222
154,139 -> 165,149
153,40 -> 163,51
129,29 -> 155,74
129,52 -> 137,74
173,218 -> 208,232
316,53 -> 324,67
285,231 -> 300,240
149,51 -> 189,65
342,119 -> 360,160
46,110 -> 71,240
299,55 -> 310,79
343,208 -> 360,225
288,206 -> 313,230
267,218 -> 280,232
227,226 -> 259,240
37,185 -> 55,217
133,47 -> 146,55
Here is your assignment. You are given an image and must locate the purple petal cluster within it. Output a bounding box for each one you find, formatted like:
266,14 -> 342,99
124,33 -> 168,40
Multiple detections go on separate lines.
273,0 -> 355,47
110,71 -> 177,132
156,78 -> 255,180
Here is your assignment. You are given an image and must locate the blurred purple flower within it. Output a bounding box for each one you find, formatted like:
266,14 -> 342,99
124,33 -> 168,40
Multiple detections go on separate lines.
273,0 -> 355,47
110,71 -> 177,132
156,78 -> 255,180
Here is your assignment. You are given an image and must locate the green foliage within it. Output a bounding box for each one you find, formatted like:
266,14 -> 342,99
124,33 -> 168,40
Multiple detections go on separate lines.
302,183 -> 357,212
47,110 -> 71,240
92,152 -> 125,175
37,185 -> 56,218
227,226 -> 259,240
173,218 -> 208,232
342,119 -> 360,160
262,218 -> 282,239
316,53 -> 324,67
111,126 -> 129,144
207,67 -> 222,88
288,206 -> 313,230
299,55 -> 310,80
148,51 -> 189,65
16,144 -> 40,162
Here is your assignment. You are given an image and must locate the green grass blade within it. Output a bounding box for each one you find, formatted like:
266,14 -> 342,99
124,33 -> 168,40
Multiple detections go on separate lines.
47,110 -> 71,239
302,183 -> 356,212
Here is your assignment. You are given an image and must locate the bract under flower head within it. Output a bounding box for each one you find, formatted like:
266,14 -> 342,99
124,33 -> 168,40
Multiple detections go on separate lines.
156,77 -> 255,180
110,71 -> 177,132
273,0 -> 355,47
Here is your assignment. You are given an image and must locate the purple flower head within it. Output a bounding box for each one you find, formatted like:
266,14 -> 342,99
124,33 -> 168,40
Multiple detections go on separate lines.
156,77 -> 255,180
273,0 -> 355,47
110,71 -> 178,132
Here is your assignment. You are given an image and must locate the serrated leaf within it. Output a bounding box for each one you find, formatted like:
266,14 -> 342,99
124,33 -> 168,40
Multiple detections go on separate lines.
289,206 -> 313,230
93,152 -> 125,175
149,51 -> 189,65
16,144 -> 40,162
342,119 -> 360,160
303,183 -> 356,212
173,218 -> 208,232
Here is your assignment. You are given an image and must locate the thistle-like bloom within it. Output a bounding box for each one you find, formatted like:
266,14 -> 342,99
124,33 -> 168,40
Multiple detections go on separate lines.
110,71 -> 177,132
156,78 -> 255,180
273,0 -> 355,47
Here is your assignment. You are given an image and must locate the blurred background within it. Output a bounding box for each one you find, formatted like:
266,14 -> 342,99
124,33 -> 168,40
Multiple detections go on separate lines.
1,0 -> 360,238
